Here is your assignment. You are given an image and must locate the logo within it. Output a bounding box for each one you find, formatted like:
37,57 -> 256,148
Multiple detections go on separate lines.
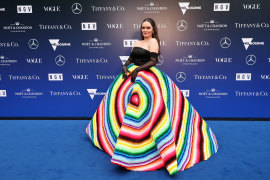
245,54 -> 256,65
8,75 -> 40,80
235,22 -> 269,29
26,58 -> 42,63
178,2 -> 201,15
175,54 -> 205,65
0,90 -> 7,97
49,39 -> 71,51
72,75 -> 88,80
28,39 -> 39,49
39,24 -> 72,30
107,23 -> 124,29
268,58 -> 270,63
235,91 -> 268,97
136,2 -> 168,13
55,55 -> 65,66
71,3 -> 82,14
82,38 -> 111,49
180,90 -> 190,97
0,8 -> 5,12
197,20 -> 227,31
17,5 -> 32,13
220,37 -> 231,48
96,75 -> 116,80
81,22 -> 97,30
177,20 -> 187,31
91,5 -> 125,12
236,73 -> 251,81
87,89 -> 106,100
3,22 -> 32,33
261,75 -> 270,80
214,3 -> 230,11
156,55 -> 164,65
50,91 -> 81,96
76,58 -> 108,64
48,73 -> 63,81
0,55 -> 17,66
243,4 -> 260,10
44,6 -> 61,12
119,56 -> 129,65
123,39 -> 138,47
215,57 -> 232,63
176,72 -> 186,82
241,38 -> 264,50
15,88 -> 43,99
194,75 -> 228,80
176,41 -> 209,46
198,88 -> 228,99
0,42 -> 19,48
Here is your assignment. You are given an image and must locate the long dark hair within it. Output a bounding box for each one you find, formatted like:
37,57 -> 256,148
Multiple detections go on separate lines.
140,18 -> 161,55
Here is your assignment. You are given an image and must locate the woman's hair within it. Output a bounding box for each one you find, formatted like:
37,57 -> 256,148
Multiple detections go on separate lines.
140,18 -> 161,55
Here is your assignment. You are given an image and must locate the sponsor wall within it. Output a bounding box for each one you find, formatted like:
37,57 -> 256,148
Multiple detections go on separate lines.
0,0 -> 269,118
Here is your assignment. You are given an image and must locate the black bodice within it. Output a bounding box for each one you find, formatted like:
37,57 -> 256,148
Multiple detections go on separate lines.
130,47 -> 152,66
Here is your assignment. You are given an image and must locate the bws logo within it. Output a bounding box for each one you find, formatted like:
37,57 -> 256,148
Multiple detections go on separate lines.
48,73 -> 63,81
81,22 -> 97,30
236,73 -> 251,81
17,5 -> 32,13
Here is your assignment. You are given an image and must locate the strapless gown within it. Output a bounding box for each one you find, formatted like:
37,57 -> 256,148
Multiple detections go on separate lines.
86,47 -> 218,175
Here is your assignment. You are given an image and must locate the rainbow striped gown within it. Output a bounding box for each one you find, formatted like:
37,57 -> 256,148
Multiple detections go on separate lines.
86,64 -> 218,175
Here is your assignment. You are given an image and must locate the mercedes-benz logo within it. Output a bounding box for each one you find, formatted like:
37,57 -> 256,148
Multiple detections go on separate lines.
156,55 -> 164,65
246,54 -> 256,65
176,72 -> 186,82
220,37 -> 231,48
177,20 -> 187,31
55,55 -> 65,66
28,39 -> 39,49
72,3 -> 82,14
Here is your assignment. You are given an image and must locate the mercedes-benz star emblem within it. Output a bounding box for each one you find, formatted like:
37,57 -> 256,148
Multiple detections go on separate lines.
220,37 -> 231,48
177,20 -> 187,31
28,39 -> 39,49
156,55 -> 164,65
246,54 -> 256,65
72,3 -> 82,14
176,72 -> 186,82
55,55 -> 65,66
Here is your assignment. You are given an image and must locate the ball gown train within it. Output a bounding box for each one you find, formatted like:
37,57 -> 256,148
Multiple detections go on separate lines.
86,47 -> 218,175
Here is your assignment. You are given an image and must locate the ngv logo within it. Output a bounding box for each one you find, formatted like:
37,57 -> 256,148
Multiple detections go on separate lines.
87,89 -> 106,100
48,73 -> 63,81
236,73 -> 251,81
180,90 -> 190,97
214,3 -> 230,11
17,5 -> 32,13
123,39 -> 137,47
0,90 -> 7,97
81,22 -> 96,30
119,56 -> 129,65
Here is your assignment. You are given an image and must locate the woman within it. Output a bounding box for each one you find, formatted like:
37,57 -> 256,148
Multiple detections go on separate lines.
86,18 -> 218,175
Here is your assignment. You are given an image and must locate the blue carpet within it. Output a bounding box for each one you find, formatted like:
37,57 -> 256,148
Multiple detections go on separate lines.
0,120 -> 269,180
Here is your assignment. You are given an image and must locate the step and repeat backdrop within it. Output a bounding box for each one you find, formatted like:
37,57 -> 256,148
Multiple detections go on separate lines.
0,0 -> 269,118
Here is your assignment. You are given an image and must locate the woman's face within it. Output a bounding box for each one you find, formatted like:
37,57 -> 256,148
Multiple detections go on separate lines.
141,21 -> 154,39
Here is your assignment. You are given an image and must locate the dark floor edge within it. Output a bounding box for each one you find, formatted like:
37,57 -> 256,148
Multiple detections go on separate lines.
0,117 -> 269,121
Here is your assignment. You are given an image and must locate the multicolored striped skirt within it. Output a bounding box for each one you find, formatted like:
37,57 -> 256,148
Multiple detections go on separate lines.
86,64 -> 218,175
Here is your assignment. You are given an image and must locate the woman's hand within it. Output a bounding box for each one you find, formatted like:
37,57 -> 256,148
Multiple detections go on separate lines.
131,68 -> 139,83
122,66 -> 130,80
